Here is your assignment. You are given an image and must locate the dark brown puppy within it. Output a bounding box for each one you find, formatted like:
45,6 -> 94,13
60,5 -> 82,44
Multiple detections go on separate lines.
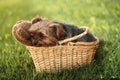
30,17 -> 96,43
12,16 -> 96,47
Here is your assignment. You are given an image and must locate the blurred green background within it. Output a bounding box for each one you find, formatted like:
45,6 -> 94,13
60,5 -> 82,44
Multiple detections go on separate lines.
0,0 -> 120,79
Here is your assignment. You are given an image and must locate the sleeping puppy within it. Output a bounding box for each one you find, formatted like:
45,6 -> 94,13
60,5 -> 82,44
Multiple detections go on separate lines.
28,17 -> 66,46
12,16 -> 96,47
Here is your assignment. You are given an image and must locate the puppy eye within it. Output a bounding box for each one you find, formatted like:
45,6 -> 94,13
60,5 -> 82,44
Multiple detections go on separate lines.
40,35 -> 45,40
38,32 -> 45,40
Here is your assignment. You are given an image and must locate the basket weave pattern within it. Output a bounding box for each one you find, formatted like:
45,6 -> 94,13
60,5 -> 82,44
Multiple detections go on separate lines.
27,42 -> 98,72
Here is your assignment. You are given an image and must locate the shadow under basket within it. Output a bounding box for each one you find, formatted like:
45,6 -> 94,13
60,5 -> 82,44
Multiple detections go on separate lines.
26,27 -> 99,73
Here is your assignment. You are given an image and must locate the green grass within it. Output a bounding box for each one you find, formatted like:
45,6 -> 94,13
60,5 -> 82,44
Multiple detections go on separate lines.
0,0 -> 120,79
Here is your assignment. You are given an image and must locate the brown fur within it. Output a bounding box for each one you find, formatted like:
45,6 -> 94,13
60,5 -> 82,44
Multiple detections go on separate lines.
12,16 -> 96,47
12,16 -> 66,47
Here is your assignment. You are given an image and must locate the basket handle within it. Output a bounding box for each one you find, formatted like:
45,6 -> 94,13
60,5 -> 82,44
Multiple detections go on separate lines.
58,27 -> 89,45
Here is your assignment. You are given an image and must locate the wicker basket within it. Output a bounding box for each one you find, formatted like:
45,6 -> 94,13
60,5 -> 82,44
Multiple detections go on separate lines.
26,27 -> 99,73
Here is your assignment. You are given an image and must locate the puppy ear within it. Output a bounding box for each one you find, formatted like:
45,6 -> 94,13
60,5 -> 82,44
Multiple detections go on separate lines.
31,16 -> 42,24
49,23 -> 66,40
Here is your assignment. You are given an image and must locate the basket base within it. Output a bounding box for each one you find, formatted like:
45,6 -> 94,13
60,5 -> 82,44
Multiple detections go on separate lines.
26,39 -> 99,73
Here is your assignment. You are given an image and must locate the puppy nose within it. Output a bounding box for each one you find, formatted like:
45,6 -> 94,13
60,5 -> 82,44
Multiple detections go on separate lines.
32,41 -> 37,46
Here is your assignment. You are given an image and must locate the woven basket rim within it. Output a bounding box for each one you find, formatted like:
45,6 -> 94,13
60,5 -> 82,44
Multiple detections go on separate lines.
72,36 -> 99,46
26,36 -> 99,48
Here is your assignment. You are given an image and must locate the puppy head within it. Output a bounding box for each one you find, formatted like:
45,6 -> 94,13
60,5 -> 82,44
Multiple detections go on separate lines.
30,32 -> 58,47
30,16 -> 66,40
29,16 -> 66,46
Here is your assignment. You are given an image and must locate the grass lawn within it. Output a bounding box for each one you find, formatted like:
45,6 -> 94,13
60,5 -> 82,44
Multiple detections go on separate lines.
0,0 -> 120,79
